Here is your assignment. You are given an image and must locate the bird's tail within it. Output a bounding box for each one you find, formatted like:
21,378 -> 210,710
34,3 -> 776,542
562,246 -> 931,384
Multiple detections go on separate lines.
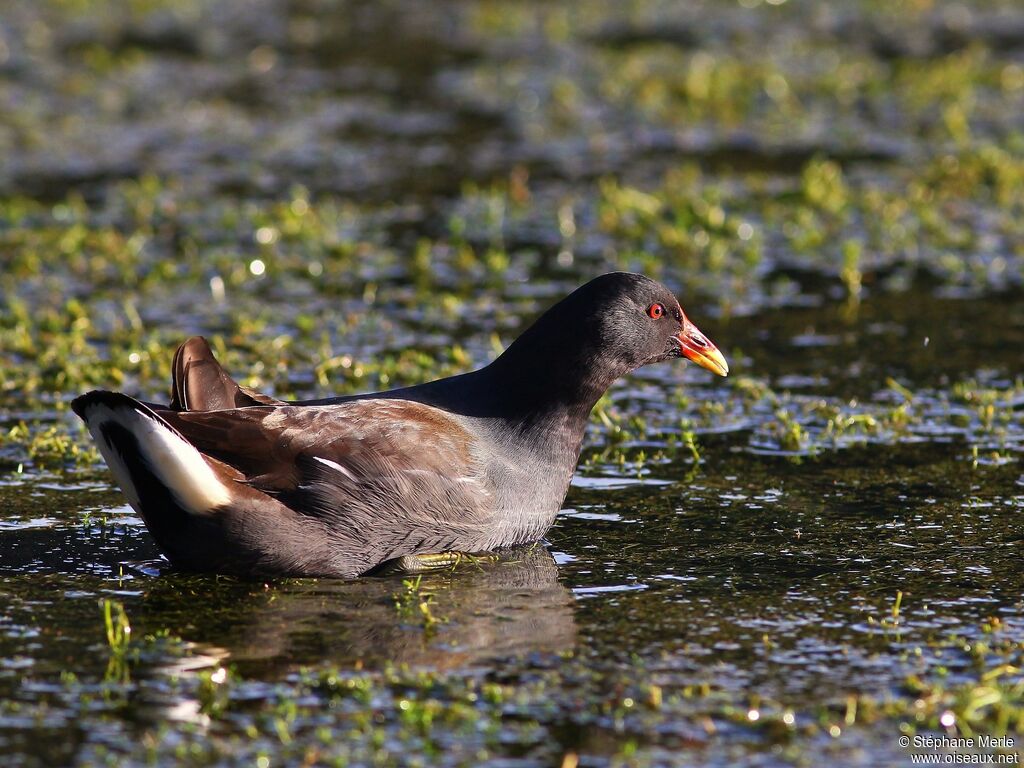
72,391 -> 233,534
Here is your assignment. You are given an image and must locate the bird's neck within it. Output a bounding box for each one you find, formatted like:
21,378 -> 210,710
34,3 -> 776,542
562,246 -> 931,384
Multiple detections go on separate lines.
393,325 -> 627,457
465,337 -> 625,456
486,353 -> 612,424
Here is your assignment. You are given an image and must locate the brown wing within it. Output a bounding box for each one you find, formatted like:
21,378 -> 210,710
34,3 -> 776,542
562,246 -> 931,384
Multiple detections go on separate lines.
160,400 -> 496,549
169,336 -> 284,411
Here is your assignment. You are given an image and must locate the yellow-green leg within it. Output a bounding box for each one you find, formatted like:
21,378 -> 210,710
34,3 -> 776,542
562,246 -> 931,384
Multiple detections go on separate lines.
375,551 -> 500,575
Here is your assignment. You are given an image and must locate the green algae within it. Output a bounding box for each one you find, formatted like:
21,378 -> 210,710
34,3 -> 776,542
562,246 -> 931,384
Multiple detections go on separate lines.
2,0 -> 1024,765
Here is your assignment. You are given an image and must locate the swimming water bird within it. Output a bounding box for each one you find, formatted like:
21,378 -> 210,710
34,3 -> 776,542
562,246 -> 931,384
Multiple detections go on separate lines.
72,272 -> 728,577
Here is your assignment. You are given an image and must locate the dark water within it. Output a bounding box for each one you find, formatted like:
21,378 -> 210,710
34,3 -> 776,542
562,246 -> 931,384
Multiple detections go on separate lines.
2,1 -> 1023,766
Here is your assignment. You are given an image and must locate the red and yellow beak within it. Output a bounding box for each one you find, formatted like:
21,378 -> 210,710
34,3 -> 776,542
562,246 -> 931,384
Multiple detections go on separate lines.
675,321 -> 729,377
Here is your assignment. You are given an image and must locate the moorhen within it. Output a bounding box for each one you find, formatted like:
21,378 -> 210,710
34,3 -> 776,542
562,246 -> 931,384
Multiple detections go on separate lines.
72,272 -> 728,577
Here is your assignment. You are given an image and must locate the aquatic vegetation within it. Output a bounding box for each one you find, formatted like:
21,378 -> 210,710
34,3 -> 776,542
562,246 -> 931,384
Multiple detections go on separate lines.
393,576 -> 444,632
101,598 -> 131,655
6,620 -> 1016,765
0,421 -> 97,468
1,0 -> 1024,765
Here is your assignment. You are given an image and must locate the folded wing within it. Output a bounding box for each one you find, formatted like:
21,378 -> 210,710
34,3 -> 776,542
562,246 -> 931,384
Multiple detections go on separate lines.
160,399 -> 497,554
169,336 -> 284,411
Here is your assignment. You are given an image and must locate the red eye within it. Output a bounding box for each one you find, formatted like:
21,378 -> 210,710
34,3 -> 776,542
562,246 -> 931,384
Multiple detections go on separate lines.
647,303 -> 665,319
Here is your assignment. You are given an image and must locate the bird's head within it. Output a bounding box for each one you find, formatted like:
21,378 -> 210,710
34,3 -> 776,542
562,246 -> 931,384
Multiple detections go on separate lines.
545,272 -> 729,377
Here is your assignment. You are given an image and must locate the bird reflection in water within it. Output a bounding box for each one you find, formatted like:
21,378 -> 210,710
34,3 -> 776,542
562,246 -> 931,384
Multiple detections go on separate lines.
135,544 -> 576,673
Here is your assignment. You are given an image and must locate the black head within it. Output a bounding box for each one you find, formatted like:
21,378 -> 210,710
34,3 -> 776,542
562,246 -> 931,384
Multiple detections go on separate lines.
489,273 -> 728,415
556,272 -> 729,376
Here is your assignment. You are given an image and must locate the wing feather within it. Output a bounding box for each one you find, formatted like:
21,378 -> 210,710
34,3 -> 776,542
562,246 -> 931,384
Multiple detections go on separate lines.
160,400 -> 496,544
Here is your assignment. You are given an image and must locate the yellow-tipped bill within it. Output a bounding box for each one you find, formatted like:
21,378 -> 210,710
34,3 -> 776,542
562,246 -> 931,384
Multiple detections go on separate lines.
675,323 -> 729,377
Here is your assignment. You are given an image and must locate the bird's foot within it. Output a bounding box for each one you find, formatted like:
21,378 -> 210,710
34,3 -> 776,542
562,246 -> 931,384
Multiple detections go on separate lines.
374,551 -> 498,575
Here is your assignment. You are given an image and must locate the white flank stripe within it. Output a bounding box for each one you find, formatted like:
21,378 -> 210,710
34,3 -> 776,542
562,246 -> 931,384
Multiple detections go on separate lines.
312,456 -> 358,482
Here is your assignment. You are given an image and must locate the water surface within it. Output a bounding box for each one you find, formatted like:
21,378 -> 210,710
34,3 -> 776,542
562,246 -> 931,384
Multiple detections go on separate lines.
1,1 -> 1023,765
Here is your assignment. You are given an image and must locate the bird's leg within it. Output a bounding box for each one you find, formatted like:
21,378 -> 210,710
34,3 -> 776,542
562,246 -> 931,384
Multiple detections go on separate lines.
374,551 -> 500,575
